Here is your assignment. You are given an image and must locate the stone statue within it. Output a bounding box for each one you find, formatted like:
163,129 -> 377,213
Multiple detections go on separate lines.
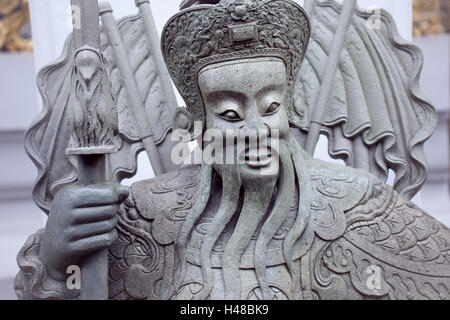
15,0 -> 450,300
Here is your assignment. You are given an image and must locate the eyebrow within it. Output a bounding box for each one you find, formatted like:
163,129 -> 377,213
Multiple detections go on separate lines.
255,83 -> 285,98
206,90 -> 246,104
206,83 -> 285,101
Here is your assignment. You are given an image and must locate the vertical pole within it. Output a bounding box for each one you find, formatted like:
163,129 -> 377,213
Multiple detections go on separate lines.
69,0 -> 113,300
71,0 -> 100,49
305,0 -> 357,156
99,2 -> 165,175
77,155 -> 109,300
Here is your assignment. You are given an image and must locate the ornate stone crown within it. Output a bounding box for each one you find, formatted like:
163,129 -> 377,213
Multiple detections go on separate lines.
161,0 -> 310,132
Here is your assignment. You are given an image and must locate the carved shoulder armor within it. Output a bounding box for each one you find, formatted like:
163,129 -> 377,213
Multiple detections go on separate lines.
305,160 -> 450,300
299,159 -> 385,246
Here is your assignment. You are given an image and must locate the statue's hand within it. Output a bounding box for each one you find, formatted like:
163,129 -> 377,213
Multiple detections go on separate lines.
39,184 -> 129,281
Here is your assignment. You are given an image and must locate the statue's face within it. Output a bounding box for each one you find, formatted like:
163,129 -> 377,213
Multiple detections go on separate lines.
198,57 -> 290,180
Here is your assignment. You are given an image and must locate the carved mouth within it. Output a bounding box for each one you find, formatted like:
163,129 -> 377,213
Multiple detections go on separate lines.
241,148 -> 272,168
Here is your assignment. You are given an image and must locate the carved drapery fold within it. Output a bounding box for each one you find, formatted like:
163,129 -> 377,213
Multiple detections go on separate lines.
292,1 -> 437,200
15,230 -> 80,300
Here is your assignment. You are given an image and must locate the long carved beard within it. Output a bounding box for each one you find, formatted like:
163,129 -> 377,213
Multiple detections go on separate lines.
197,164 -> 242,300
221,171 -> 277,300
176,138 -> 311,300
253,141 -> 295,299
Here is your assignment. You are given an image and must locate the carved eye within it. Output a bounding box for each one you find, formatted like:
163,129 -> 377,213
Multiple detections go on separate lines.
265,102 -> 281,115
219,110 -> 242,122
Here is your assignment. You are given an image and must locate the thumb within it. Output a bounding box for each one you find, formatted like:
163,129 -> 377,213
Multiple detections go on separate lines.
117,185 -> 130,203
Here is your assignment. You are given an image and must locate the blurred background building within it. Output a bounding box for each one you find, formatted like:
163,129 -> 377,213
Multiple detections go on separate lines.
0,0 -> 448,299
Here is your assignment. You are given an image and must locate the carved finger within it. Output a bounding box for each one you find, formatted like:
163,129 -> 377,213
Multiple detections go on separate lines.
72,205 -> 119,224
73,185 -> 130,208
68,216 -> 118,241
69,230 -> 118,254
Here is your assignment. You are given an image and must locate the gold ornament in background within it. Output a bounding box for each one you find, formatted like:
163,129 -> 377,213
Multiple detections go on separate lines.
413,0 -> 450,37
0,0 -> 33,52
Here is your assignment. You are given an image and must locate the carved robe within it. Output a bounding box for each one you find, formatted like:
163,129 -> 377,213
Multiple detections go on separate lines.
15,161 -> 450,300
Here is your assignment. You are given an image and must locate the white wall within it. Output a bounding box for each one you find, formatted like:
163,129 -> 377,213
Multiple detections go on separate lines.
414,34 -> 450,227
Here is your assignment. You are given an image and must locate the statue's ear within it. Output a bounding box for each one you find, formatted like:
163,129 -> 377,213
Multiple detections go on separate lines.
173,107 -> 195,138
287,86 -> 309,129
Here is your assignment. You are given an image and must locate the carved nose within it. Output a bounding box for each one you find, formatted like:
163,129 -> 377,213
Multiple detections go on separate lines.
244,102 -> 266,130
239,102 -> 271,153
242,113 -> 270,139
240,122 -> 270,154
242,122 -> 264,133
241,122 -> 268,140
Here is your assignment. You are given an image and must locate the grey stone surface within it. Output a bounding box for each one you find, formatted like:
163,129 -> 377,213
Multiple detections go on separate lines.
14,0 -> 450,300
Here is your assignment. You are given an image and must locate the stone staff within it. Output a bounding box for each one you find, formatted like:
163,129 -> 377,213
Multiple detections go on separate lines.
66,0 -> 120,299
99,1 -> 165,175
304,0 -> 357,156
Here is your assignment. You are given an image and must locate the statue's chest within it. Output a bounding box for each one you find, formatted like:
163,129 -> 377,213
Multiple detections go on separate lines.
113,193 -> 306,300
112,236 -> 302,300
